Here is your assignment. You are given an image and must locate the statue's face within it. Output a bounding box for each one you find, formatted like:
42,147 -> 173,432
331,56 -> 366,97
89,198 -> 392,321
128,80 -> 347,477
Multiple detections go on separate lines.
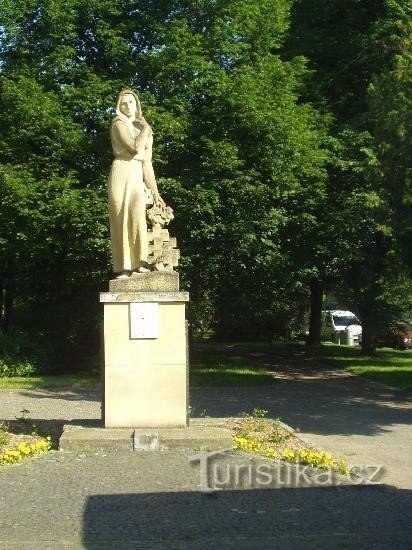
119,94 -> 137,119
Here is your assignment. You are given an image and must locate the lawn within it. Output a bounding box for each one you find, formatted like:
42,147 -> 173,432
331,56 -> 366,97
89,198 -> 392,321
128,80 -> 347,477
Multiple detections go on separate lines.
190,341 -> 412,390
0,348 -> 277,389
0,373 -> 100,390
189,348 -> 277,386
0,342 -> 410,390
313,344 -> 412,390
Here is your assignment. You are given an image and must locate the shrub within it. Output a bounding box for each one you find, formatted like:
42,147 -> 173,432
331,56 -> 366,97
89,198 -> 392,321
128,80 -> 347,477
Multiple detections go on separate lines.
0,331 -> 52,377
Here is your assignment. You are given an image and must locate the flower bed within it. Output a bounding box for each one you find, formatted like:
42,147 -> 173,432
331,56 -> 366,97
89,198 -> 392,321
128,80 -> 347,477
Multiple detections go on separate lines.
231,410 -> 348,475
0,425 -> 51,466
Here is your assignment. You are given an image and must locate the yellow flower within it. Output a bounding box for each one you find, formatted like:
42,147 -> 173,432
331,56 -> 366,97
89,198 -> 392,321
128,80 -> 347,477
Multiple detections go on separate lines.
17,442 -> 31,455
6,450 -> 20,458
0,436 -> 51,466
282,449 -> 296,460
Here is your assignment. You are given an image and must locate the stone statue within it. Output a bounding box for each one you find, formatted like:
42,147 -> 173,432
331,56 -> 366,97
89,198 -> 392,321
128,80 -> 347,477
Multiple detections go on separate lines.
108,89 -> 180,278
108,89 -> 162,278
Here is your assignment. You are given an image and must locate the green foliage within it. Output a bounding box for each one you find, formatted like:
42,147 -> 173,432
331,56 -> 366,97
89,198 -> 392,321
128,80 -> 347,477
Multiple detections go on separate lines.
1,1 -> 325,349
286,0 -> 412,350
0,163 -> 109,370
0,359 -> 36,378
367,19 -> 412,266
0,331 -> 52,377
118,1 -> 329,339
340,12 -> 412,349
0,0 -> 410,361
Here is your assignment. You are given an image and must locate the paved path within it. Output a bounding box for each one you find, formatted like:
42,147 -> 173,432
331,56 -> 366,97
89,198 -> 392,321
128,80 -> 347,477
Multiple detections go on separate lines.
0,354 -> 411,548
0,446 -> 410,549
1,368 -> 410,489
192,344 -> 412,489
192,380 -> 412,489
0,448 -> 411,549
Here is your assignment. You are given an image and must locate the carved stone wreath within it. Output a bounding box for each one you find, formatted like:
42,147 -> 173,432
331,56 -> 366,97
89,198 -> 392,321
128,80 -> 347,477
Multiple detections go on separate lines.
145,190 -> 180,271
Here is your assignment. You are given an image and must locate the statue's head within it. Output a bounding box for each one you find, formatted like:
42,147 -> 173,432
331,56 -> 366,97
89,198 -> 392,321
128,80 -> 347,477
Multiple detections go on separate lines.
116,89 -> 142,120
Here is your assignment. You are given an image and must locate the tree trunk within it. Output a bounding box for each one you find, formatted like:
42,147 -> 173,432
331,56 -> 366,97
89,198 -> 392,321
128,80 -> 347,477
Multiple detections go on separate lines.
360,315 -> 377,355
0,283 -> 4,333
3,287 -> 14,334
307,279 -> 323,346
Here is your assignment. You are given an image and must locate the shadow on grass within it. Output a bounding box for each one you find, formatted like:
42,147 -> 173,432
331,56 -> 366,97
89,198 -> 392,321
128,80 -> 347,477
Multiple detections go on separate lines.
307,345 -> 412,390
1,342 -> 410,440
194,342 -> 412,389
348,368 -> 412,390
190,349 -> 277,387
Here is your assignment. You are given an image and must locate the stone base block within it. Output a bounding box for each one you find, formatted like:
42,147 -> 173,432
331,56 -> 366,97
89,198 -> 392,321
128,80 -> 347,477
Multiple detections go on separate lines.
109,271 -> 179,292
100,289 -> 189,428
104,363 -> 187,428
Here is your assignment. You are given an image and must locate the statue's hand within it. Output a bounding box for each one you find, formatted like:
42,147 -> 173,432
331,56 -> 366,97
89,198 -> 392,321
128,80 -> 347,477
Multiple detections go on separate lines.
153,192 -> 165,206
136,116 -> 151,132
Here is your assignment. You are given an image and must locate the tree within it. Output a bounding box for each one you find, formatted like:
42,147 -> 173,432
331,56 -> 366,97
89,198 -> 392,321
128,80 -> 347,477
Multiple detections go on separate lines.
0,0 -> 125,365
286,0 -> 412,350
139,0 -> 328,339
0,0 -> 345,360
347,15 -> 412,352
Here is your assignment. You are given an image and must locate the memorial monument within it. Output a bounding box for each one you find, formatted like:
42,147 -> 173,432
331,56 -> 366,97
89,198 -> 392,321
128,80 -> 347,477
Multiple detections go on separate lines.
100,90 -> 189,428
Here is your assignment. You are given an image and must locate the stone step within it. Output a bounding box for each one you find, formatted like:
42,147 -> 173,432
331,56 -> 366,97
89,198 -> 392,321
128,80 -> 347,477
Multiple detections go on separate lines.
59,419 -> 233,453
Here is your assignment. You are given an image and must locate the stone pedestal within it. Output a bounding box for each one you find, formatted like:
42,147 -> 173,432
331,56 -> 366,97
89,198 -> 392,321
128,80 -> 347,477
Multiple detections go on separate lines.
100,272 -> 189,428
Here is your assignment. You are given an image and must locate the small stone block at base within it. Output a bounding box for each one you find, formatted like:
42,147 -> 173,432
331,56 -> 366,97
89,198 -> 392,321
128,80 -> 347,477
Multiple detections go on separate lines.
109,271 -> 179,292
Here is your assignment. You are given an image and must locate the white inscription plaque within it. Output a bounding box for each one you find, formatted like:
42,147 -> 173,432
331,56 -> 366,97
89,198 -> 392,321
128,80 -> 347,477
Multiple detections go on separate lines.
130,302 -> 159,339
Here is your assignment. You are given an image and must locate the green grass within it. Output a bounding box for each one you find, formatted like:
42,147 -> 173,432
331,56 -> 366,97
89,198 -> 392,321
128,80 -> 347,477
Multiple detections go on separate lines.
0,349 -> 277,389
190,349 -> 278,386
190,341 -> 412,390
0,342 -> 410,390
190,366 -> 276,386
0,373 -> 100,390
345,365 -> 412,389
311,344 -> 412,389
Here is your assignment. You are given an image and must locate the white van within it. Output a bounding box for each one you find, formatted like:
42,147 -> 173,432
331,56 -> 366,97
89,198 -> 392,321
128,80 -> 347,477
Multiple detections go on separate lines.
322,310 -> 362,344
